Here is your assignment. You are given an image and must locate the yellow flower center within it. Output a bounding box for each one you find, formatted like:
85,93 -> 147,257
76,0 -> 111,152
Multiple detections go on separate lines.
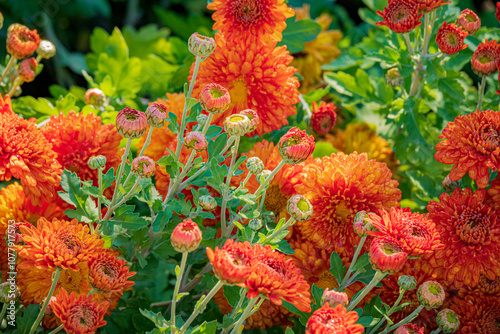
229,79 -> 248,106
210,87 -> 225,99
297,198 -> 310,213
264,184 -> 288,214
59,264 -> 89,293
335,201 -> 351,220
316,271 -> 339,290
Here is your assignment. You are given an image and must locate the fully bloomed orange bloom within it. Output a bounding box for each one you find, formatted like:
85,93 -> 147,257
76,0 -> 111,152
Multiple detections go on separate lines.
447,290 -> 500,333
192,33 -> 300,136
434,109 -> 500,189
88,251 -> 135,293
366,207 -> 443,257
207,239 -> 253,284
240,244 -> 311,313
207,0 -> 294,44
292,152 -> 401,257
376,0 -> 423,33
414,0 -> 450,12
52,288 -> 109,334
0,94 -> 13,114
17,217 -> 105,271
306,303 -> 364,334
426,188 -> 500,288
0,113 -> 62,206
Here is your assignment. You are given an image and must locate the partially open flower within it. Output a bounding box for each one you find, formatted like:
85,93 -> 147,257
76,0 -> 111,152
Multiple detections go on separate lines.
353,211 -> 372,237
287,195 -> 313,222
436,22 -> 468,55
369,236 -> 408,274
17,57 -> 37,82
224,114 -> 251,136
188,32 -> 216,58
386,68 -> 403,88
146,102 -> 168,128
239,109 -> 259,133
116,107 -> 147,139
394,323 -> 424,334
417,280 -> 445,308
184,131 -> 208,152
7,25 -> 41,59
306,304 -> 364,334
414,0 -> 451,13
376,0 -> 423,34
200,83 -> 231,114
88,155 -> 107,170
171,219 -> 202,253
456,9 -> 481,35
310,101 -> 337,135
321,289 -> 348,307
198,195 -> 217,211
471,39 -> 500,76
278,127 -> 315,164
37,40 -> 56,59
207,239 -> 253,285
436,308 -> 460,333
84,88 -> 105,108
398,275 -> 418,291
131,156 -> 155,178
246,157 -> 264,175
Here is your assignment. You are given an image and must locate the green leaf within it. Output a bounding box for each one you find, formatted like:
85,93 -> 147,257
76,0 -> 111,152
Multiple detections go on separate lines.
59,170 -> 98,223
311,284 -> 324,305
352,253 -> 370,272
139,309 -> 170,331
329,252 -> 346,286
167,112 -> 179,134
277,18 -> 322,53
152,207 -> 173,233
276,239 -> 295,254
206,125 -> 223,139
107,205 -> 149,230
281,301 -> 310,326
16,304 -> 40,334
357,316 -> 376,327
224,285 -> 242,307
285,328 -> 294,334
313,142 -> 337,158
102,168 -> 116,190
191,320 -> 217,334
208,133 -> 228,162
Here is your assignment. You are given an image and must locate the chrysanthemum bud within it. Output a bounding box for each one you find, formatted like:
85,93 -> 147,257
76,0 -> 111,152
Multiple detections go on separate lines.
184,131 -> 208,152
197,114 -> 208,127
0,282 -> 19,303
188,32 -> 216,58
456,9 -> 481,35
146,102 -> 168,128
88,155 -> 107,170
85,88 -> 106,108
131,156 -> 155,178
206,239 -> 253,285
256,170 -> 272,184
239,109 -> 259,132
442,174 -> 460,193
37,40 -> 56,59
278,127 -> 316,164
394,323 -> 424,334
246,157 -> 264,175
398,275 -> 418,291
386,68 -> 403,88
249,218 -> 263,231
436,22 -> 468,55
198,195 -> 217,211
287,195 -> 313,221
417,280 -> 445,309
369,237 -> 408,274
224,114 -> 251,137
7,25 -> 41,59
436,308 -> 460,333
321,289 -> 349,307
353,211 -> 373,237
471,39 -> 500,77
200,83 -> 231,114
263,212 -> 276,225
116,107 -> 147,139
171,219 -> 202,253
17,57 -> 37,82
310,102 -> 337,135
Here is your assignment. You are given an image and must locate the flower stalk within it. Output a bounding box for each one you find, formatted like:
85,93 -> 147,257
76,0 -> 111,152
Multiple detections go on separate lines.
347,271 -> 386,312
47,324 -> 64,334
0,56 -> 16,83
383,305 -> 424,333
229,297 -> 259,334
477,76 -> 486,110
339,235 -> 367,291
171,252 -> 189,334
28,267 -> 62,334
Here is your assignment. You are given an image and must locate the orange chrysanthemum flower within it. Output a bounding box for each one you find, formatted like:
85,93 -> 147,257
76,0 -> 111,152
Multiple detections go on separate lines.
207,239 -> 253,284
0,94 -> 13,115
0,113 -> 62,206
434,109 -> 500,189
240,244 -> 311,313
325,122 -> 399,176
435,21 -> 468,55
376,0 -> 423,33
477,274 -> 500,296
306,303 -> 364,334
192,34 -> 300,136
448,290 -> 500,334
414,0 -> 451,12
471,40 -> 500,77
292,152 -> 401,257
426,188 -> 500,288
366,207 -> 443,257
52,288 -> 109,334
487,176 -> 500,209
88,251 -> 135,293
17,217 -> 105,271
42,111 -> 122,186
207,0 -> 294,44
369,236 -> 408,274
7,26 -> 41,59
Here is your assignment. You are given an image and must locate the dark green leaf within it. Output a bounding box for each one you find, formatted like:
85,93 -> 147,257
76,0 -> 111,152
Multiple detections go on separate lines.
277,18 -> 322,53
191,321 -> 217,334
107,205 -> 149,230
208,133 -> 228,161
329,252 -> 346,286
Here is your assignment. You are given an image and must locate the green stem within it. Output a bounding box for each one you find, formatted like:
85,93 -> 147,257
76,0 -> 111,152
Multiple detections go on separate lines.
384,305 -> 424,333
404,33 -> 414,56
234,173 -> 252,192
96,166 -> 103,223
0,303 -> 6,324
47,324 -> 64,334
225,136 -> 241,187
230,288 -> 248,319
421,13 -> 431,57
368,288 -> 405,334
8,77 -> 22,96
430,329 -> 442,334
229,298 -> 259,334
477,76 -> 486,110
261,217 -> 295,244
253,160 -> 287,198
339,235 -> 367,291
171,252 -> 189,334
138,126 -> 154,158
346,271 -> 386,312
103,175 -> 141,221
109,138 -> 132,207
179,280 -> 224,334
0,57 -> 16,84
28,267 -> 62,334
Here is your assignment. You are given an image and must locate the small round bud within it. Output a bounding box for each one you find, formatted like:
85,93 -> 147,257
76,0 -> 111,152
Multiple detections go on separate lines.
224,114 -> 251,137
263,212 -> 276,225
37,40 -> 56,59
386,68 -> 403,88
131,156 -> 155,178
0,282 -> 20,303
278,127 -> 315,164
442,174 -> 461,193
394,323 -> 424,334
398,275 -> 418,291
246,157 -> 264,175
436,308 -> 460,333
116,107 -> 147,139
321,289 -> 349,307
17,57 -> 37,82
188,32 -> 216,58
88,155 -> 107,170
238,109 -> 259,133
184,131 -> 208,152
287,195 -> 313,222
353,211 -> 373,237
171,219 -> 203,253
7,25 -> 41,59
256,170 -> 272,184
198,195 -> 217,211
196,114 -> 208,127
200,83 -> 231,114
417,281 -> 445,309
146,102 -> 168,128
249,218 -> 263,231
85,88 -> 106,108
456,9 -> 481,35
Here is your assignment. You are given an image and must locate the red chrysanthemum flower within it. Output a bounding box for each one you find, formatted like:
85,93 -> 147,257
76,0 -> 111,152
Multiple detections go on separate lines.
292,152 -> 401,257
435,21 -> 468,55
394,323 -> 424,334
496,2 -> 500,24
366,207 -> 443,257
278,127 -> 316,164
456,9 -> 481,35
376,0 -> 423,33
471,40 -> 500,76
486,176 -> 500,209
16,217 -> 105,271
477,274 -> 500,296
240,244 -> 311,313
434,109 -> 500,188
447,290 -> 500,333
426,188 -> 500,288
369,236 -> 408,274
414,0 -> 451,12
51,288 -> 109,334
305,303 -> 364,334
207,239 -> 253,284
88,251 -> 136,293
207,0 -> 294,44
0,112 -> 62,206
0,94 -> 13,115
310,101 -> 337,135
192,33 -> 300,136
7,25 -> 41,59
